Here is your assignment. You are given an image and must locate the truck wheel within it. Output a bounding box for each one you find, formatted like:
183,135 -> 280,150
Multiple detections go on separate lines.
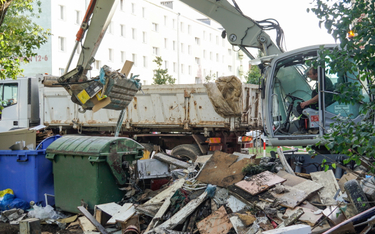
171,144 -> 202,162
344,179 -> 371,213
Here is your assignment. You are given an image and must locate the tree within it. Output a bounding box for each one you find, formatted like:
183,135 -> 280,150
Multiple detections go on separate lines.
0,0 -> 50,79
309,0 -> 375,172
246,65 -> 261,85
152,56 -> 176,85
204,71 -> 216,83
246,50 -> 263,85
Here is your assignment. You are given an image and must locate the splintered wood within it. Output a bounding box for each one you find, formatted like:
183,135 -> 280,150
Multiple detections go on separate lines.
197,206 -> 233,234
235,171 -> 286,195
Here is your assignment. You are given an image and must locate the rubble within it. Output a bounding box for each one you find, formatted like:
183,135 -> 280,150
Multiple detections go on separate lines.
2,149 -> 375,234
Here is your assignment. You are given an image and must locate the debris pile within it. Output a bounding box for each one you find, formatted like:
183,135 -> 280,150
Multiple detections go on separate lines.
1,149 -> 375,234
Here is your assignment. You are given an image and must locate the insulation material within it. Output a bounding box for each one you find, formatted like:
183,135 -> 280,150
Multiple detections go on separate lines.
204,76 -> 243,117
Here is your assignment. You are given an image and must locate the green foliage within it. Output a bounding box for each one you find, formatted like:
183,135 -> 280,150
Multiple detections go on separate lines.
152,56 -> 176,85
0,0 -> 50,79
204,71 -> 216,83
310,0 -> 375,172
246,65 -> 261,84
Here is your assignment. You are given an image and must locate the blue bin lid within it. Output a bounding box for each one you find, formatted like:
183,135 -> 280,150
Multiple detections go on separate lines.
36,135 -> 61,150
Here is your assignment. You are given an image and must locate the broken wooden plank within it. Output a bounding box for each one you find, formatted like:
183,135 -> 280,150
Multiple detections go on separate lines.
144,179 -> 185,206
146,177 -> 185,230
95,202 -> 122,217
78,216 -> 97,233
235,171 -> 286,195
196,206 -> 233,234
120,60 -> 134,76
77,206 -> 108,234
107,203 -> 134,224
310,170 -> 340,205
113,206 -> 136,224
154,153 -> 192,169
151,185 -> 215,232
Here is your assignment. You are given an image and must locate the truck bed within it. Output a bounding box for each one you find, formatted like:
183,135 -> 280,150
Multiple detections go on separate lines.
41,83 -> 261,133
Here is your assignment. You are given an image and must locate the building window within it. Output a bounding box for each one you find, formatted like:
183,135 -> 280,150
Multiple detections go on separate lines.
216,36 -> 219,45
153,47 -> 159,55
181,64 -> 184,74
173,19 -> 176,29
131,3 -> 135,14
132,54 -> 137,66
121,51 -> 126,63
188,65 -> 191,75
203,50 -> 206,59
209,33 -> 212,42
120,0 -> 124,11
228,65 -> 232,72
180,22 -> 184,32
59,68 -> 65,76
75,10 -> 80,24
173,62 -> 176,72
188,25 -> 191,34
195,57 -> 200,65
181,43 -> 184,53
173,41 -> 176,51
132,28 -> 136,40
195,37 -> 200,45
108,21 -> 113,34
210,52 -> 212,60
143,56 -> 147,67
203,31 -> 206,40
143,32 -> 147,43
108,49 -> 113,61
143,80 -> 147,85
165,60 -> 168,69
95,60 -> 101,70
58,37 -> 65,51
120,25 -> 125,37
164,38 -> 168,49
59,5 -> 65,20
188,45 -> 191,55
164,16 -> 167,26
228,49 -> 232,55
152,23 -> 158,32
195,77 -> 201,84
216,53 -> 219,62
142,7 -> 145,18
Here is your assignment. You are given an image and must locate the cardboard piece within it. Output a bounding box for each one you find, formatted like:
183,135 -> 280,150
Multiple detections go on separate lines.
121,60 -> 134,76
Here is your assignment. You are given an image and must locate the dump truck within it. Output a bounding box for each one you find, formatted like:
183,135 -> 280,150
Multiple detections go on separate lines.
0,74 -> 261,160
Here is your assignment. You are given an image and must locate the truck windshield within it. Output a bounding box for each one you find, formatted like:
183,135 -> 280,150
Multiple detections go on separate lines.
0,83 -> 18,107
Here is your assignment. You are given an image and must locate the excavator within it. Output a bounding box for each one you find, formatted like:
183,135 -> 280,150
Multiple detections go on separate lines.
58,0 -> 370,150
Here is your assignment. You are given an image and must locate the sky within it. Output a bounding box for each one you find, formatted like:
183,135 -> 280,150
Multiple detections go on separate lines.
231,0 -> 337,51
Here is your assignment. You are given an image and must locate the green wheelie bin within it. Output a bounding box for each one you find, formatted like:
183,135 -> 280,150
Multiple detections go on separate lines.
46,136 -> 143,213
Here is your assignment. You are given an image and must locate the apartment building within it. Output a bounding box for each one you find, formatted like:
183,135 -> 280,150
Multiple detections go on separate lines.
21,0 -> 249,84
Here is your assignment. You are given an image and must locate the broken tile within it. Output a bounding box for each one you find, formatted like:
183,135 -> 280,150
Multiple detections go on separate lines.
235,171 -> 286,195
311,170 -> 340,205
270,186 -> 307,209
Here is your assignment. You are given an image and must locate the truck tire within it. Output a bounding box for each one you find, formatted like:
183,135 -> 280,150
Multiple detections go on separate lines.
171,144 -> 202,162
344,179 -> 371,213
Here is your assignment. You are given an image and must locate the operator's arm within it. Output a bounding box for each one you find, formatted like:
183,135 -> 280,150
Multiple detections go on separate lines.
300,95 -> 318,109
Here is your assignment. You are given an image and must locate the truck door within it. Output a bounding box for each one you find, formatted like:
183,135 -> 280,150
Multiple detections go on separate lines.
0,82 -> 19,131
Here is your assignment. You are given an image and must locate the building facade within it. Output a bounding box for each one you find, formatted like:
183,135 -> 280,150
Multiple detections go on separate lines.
21,0 -> 250,85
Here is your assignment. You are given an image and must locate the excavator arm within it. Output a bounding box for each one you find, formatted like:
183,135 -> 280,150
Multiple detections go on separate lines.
180,0 -> 284,58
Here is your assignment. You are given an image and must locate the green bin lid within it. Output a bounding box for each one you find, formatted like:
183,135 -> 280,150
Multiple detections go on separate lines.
46,136 -> 144,186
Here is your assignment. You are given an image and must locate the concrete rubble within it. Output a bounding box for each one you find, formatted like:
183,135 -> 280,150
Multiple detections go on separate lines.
2,150 -> 375,234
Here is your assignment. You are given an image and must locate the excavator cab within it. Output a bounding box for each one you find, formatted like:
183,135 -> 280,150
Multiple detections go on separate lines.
263,45 -> 369,146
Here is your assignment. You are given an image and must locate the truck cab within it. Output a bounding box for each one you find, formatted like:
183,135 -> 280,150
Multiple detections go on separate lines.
0,77 -> 39,132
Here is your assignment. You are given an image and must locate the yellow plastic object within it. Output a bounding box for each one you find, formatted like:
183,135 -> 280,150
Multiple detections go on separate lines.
96,90 -> 107,101
77,89 -> 90,104
0,188 -> 14,198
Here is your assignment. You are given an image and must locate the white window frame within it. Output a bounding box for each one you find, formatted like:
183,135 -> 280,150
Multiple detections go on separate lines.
143,31 -> 147,43
132,54 -> 137,66
59,5 -> 65,20
108,48 -> 113,62
58,37 -> 65,52
152,22 -> 158,32
121,51 -> 126,63
75,10 -> 81,25
120,24 -> 125,37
